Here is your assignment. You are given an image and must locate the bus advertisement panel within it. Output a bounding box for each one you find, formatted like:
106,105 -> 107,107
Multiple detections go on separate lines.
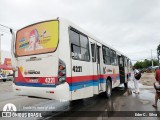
16,21 -> 59,56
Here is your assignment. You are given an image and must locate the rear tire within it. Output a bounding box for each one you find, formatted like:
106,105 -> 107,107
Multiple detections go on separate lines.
105,80 -> 112,98
3,79 -> 6,82
124,76 -> 129,89
124,82 -> 128,89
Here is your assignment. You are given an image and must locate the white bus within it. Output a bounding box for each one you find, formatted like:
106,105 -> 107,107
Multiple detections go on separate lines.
11,18 -> 132,100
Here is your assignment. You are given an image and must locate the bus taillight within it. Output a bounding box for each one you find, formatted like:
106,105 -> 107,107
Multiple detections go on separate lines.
16,88 -> 21,91
49,91 -> 54,94
59,65 -> 65,70
58,59 -> 66,84
59,71 -> 66,76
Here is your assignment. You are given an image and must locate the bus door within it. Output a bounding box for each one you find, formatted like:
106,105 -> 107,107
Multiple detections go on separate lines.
118,55 -> 125,83
70,30 -> 93,100
90,40 -> 102,94
96,45 -> 103,92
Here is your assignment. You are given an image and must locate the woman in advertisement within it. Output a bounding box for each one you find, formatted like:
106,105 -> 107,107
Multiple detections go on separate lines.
26,29 -> 43,51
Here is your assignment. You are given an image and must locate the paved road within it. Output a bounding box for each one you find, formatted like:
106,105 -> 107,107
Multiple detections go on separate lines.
49,82 -> 159,120
0,81 -> 159,120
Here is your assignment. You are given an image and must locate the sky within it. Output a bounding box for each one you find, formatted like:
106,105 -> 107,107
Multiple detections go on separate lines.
0,0 -> 160,64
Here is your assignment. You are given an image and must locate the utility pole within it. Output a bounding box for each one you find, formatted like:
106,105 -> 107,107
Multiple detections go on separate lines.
0,34 -> 3,65
0,24 -> 15,67
151,49 -> 154,67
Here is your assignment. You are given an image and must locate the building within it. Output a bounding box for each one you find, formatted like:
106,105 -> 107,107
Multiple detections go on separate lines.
0,58 -> 13,75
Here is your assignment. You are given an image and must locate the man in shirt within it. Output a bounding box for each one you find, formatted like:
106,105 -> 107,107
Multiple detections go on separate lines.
156,67 -> 160,84
132,66 -> 140,94
152,67 -> 160,108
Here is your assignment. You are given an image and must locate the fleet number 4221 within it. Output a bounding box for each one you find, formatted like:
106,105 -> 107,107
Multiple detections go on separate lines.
72,66 -> 82,72
45,78 -> 55,84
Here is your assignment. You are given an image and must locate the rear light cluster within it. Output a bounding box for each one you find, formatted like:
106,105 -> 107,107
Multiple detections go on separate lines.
16,88 -> 21,91
46,91 -> 54,94
58,59 -> 66,84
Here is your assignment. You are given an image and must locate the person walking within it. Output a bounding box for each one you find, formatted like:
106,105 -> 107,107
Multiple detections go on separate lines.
132,66 -> 140,94
152,67 -> 160,108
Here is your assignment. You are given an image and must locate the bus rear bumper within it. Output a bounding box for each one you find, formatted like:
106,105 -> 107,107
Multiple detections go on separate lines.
13,82 -> 70,100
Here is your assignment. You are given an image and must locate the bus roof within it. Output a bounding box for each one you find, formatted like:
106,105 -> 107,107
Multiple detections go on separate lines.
17,17 -> 130,59
58,17 -> 130,59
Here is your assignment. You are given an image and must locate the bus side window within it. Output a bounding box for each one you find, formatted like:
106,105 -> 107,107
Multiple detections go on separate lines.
127,59 -> 129,67
70,30 -> 81,59
111,50 -> 117,65
91,43 -> 96,62
102,46 -> 111,65
113,52 -> 117,65
102,46 -> 106,64
69,28 -> 90,61
130,61 -> 132,68
120,57 -> 124,67
80,34 -> 90,61
124,57 -> 127,67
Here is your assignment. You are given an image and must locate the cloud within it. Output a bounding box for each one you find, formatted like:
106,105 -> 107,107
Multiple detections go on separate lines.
0,0 -> 160,63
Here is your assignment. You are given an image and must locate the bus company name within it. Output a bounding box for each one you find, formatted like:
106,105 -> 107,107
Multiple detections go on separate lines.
26,57 -> 42,62
24,70 -> 40,75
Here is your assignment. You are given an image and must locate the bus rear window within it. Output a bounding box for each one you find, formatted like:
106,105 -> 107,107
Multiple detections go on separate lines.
16,20 -> 59,56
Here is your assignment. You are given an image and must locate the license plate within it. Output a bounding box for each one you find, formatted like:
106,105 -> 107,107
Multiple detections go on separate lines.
29,78 -> 39,83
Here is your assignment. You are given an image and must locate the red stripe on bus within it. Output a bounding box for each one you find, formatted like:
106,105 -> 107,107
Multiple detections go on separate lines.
66,74 -> 120,84
16,68 -> 130,85
15,68 -> 58,84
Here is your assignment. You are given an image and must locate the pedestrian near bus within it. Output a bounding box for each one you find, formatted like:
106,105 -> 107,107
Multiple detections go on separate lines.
152,67 -> 160,108
132,66 -> 140,94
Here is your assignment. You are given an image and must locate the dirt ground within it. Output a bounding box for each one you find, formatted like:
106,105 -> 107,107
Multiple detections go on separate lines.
139,72 -> 156,86
0,81 -> 13,93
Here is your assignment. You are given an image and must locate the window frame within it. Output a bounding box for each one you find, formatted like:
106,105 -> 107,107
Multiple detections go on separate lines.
102,45 -> 111,65
69,27 -> 90,62
91,43 -> 96,62
110,50 -> 117,65
102,45 -> 118,66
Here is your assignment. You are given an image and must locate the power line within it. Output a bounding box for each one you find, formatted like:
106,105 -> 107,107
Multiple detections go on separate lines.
0,23 -> 17,35
0,30 -> 11,34
131,57 -> 158,61
127,49 -> 157,55
0,24 -> 17,31
0,28 -> 11,34
0,24 -> 14,30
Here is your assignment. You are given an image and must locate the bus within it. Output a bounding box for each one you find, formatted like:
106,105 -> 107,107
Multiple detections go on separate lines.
11,18 -> 132,101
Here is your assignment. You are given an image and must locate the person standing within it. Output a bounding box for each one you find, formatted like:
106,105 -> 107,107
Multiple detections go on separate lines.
132,66 -> 140,94
152,67 -> 160,108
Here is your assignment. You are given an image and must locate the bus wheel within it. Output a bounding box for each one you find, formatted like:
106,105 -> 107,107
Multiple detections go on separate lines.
3,79 -> 6,82
106,80 -> 112,98
124,82 -> 128,89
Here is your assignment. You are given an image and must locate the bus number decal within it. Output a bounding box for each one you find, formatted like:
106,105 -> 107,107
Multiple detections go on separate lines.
73,66 -> 82,72
45,78 -> 55,84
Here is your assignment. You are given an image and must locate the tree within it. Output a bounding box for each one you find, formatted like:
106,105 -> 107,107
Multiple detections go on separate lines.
134,61 -> 143,69
157,44 -> 160,56
134,59 -> 159,69
143,59 -> 151,68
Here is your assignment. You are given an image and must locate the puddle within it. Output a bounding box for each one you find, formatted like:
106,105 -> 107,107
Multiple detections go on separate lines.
139,99 -> 150,104
127,81 -> 153,89
123,89 -> 132,96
